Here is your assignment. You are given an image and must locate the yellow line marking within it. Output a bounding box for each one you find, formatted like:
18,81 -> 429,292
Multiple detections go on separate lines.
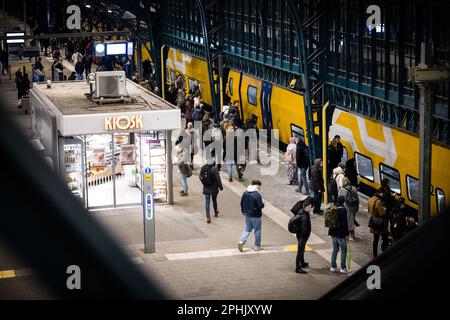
286,244 -> 313,252
0,270 -> 16,279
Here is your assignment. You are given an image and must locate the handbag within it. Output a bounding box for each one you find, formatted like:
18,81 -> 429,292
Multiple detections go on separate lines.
368,215 -> 386,229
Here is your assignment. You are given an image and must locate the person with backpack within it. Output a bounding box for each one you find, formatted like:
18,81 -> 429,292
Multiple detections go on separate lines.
238,180 -> 265,252
338,177 -> 359,241
329,164 -> 346,203
328,196 -> 350,273
327,135 -> 344,178
368,189 -> 389,258
309,158 -> 324,215
296,137 -> 310,194
200,159 -> 223,224
288,196 -> 313,274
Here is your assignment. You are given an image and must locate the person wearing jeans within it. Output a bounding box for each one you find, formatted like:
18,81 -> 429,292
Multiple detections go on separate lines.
296,137 -> 310,194
201,160 -> 223,223
238,180 -> 265,251
328,196 -> 350,273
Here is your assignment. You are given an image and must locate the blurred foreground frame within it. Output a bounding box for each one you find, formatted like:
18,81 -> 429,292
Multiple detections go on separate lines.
0,104 -> 165,299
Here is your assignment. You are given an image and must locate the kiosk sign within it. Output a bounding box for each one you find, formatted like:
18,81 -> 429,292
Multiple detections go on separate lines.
105,115 -> 143,131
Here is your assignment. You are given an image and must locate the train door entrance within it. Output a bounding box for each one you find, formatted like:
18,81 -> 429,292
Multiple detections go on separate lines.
260,81 -> 273,130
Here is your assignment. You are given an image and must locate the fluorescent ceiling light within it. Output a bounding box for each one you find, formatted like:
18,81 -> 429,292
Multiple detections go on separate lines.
85,4 -> 91,8
7,39 -> 25,43
6,32 -> 25,37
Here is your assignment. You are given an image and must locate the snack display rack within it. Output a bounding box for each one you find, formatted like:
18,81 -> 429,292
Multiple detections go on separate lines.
59,137 -> 85,199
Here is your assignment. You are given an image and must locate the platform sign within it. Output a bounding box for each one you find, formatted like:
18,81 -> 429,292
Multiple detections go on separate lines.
143,167 -> 155,253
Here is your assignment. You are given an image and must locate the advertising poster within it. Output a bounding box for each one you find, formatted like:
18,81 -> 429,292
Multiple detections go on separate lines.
91,148 -> 106,167
120,144 -> 135,165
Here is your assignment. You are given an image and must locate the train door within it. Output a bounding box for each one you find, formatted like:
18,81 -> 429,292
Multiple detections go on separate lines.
260,81 -> 273,129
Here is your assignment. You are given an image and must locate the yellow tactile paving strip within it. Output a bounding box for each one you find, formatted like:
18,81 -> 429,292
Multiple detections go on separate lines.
0,270 -> 16,279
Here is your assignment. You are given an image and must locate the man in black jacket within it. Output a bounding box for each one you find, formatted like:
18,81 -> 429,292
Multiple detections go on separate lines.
328,196 -> 350,273
309,158 -> 324,215
296,137 -> 310,194
200,159 -> 224,224
294,198 -> 313,274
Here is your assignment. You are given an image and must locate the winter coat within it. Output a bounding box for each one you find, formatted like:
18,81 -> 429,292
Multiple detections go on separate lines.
333,166 -> 346,190
75,61 -> 84,74
328,206 -> 349,238
285,142 -> 297,164
309,159 -> 324,192
328,142 -> 344,169
295,210 -> 312,238
296,140 -> 309,169
338,186 -> 359,215
202,165 -> 223,195
345,158 -> 359,187
184,100 -> 193,121
240,185 -> 264,217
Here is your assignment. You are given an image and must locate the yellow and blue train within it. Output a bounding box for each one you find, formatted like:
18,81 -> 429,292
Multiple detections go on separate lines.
161,46 -> 449,216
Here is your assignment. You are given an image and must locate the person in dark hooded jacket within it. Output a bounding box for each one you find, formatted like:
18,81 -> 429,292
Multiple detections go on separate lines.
201,159 -> 223,224
328,195 -> 350,273
294,197 -> 313,274
296,137 -> 310,194
309,158 -> 324,215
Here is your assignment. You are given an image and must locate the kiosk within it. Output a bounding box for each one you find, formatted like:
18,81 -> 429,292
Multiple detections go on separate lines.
29,77 -> 180,209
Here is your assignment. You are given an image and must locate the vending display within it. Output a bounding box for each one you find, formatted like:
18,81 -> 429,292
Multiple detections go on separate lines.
59,137 -> 85,199
135,132 -> 167,202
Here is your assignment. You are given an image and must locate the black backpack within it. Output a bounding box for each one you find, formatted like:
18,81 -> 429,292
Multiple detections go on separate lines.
199,165 -> 215,186
328,175 -> 338,196
288,214 -> 302,234
192,109 -> 203,122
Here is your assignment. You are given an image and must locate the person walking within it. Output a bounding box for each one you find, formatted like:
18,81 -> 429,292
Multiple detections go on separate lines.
338,177 -> 359,241
238,180 -> 265,252
200,159 -> 223,223
309,158 -> 324,215
293,198 -> 313,274
285,137 -> 298,185
296,137 -> 310,194
328,195 -> 350,274
75,58 -> 84,80
185,122 -> 197,169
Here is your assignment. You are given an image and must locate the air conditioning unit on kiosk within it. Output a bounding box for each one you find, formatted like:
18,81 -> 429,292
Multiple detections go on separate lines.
94,71 -> 128,99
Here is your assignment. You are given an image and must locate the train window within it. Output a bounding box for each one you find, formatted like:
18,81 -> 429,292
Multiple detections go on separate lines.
354,152 -> 374,182
406,175 -> 419,204
380,163 -> 401,195
228,77 -> 233,96
170,70 -> 177,85
247,85 -> 257,106
290,124 -> 304,141
436,189 -> 446,214
342,147 -> 348,163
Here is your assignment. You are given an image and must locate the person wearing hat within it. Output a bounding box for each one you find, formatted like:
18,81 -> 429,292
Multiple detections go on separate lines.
328,195 -> 350,274
291,195 -> 313,274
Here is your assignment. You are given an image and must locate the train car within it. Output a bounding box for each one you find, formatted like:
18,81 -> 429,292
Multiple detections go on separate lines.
163,46 -> 449,216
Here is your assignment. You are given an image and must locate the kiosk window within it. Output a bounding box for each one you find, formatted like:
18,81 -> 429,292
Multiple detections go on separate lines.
228,77 -> 233,96
380,163 -> 401,195
355,152 -> 374,181
406,175 -> 419,204
248,85 -> 257,106
436,189 -> 446,214
290,124 -> 304,141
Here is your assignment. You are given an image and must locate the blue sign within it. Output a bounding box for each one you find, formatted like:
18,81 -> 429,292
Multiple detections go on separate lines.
145,194 -> 153,220
144,167 -> 152,174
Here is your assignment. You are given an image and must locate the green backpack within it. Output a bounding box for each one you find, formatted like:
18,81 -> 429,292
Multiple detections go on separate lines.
324,204 -> 339,229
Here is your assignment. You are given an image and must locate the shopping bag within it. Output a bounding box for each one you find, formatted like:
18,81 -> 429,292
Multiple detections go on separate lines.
346,240 -> 351,271
17,98 -> 22,109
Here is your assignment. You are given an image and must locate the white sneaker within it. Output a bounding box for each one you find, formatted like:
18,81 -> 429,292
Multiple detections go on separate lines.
254,246 -> 263,251
238,241 -> 244,252
340,268 -> 349,274
330,267 -> 338,272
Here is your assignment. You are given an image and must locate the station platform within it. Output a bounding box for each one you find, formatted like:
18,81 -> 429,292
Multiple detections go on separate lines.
0,57 -> 375,300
